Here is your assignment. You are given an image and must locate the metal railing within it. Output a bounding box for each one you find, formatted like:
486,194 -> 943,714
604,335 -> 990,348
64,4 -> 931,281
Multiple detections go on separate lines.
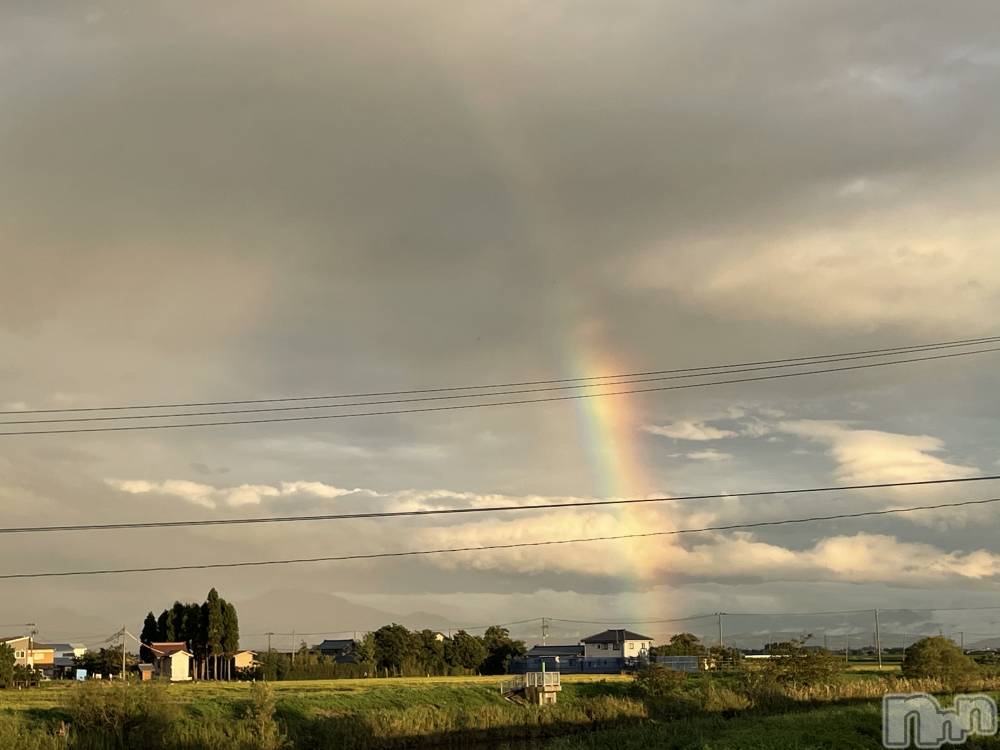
500,671 -> 561,694
525,671 -> 560,688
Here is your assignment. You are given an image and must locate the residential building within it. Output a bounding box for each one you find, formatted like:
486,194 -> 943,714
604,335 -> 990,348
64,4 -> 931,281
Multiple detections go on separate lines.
232,650 -> 257,672
315,639 -> 355,659
149,642 -> 193,682
1,635 -> 54,672
522,644 -> 584,672
581,629 -> 653,660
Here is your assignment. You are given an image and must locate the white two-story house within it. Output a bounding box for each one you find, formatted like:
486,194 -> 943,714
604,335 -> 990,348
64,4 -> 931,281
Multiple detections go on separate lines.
580,629 -> 653,660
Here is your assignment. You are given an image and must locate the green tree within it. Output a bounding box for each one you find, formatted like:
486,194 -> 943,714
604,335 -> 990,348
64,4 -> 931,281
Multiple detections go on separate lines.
202,588 -> 225,679
761,640 -> 842,686
446,630 -> 487,673
156,609 -> 173,641
654,633 -> 706,656
372,624 -> 413,675
903,636 -> 978,683
0,643 -> 14,687
481,626 -> 527,675
140,612 -> 159,663
411,630 -> 446,675
221,599 -> 240,681
353,632 -> 376,676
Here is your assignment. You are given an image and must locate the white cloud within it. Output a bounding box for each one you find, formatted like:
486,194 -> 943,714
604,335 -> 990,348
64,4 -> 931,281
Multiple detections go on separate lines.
107,478 -> 363,509
779,420 -> 977,484
686,449 -> 733,462
643,421 -> 737,441
633,207 -> 1000,334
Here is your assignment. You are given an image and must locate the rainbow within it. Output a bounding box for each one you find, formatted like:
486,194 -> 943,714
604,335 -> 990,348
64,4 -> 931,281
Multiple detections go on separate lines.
563,321 -> 670,585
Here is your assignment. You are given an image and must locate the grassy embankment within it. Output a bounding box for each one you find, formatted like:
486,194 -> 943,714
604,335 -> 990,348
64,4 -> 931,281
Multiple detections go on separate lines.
2,669 -> 999,749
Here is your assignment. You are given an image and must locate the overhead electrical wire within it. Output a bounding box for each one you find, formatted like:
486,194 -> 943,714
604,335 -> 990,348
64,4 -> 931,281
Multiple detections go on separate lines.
2,495 -> 998,579
2,346 -> 998,437
1,342 -> 997,427
0,473 -> 997,535
5,333 -> 998,416
4,338 -> 999,427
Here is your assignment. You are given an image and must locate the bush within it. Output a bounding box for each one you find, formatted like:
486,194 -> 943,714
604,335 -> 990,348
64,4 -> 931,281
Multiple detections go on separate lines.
759,644 -> 843,687
633,664 -> 687,697
65,681 -> 179,749
244,682 -> 289,750
902,637 -> 979,685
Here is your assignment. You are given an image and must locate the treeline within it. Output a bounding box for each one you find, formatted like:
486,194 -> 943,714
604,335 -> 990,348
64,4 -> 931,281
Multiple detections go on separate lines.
139,588 -> 239,679
257,624 -> 526,681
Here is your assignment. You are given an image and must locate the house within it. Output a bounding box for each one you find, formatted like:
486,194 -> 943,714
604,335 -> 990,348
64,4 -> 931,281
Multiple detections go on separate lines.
232,650 -> 257,672
148,642 -> 193,682
1,636 -> 54,672
521,644 -> 585,672
314,639 -> 360,664
580,629 -> 653,660
41,643 -> 88,678
315,639 -> 355,659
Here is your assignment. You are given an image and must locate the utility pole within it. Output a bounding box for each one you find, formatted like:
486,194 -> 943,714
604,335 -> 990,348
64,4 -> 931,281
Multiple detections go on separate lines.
845,635 -> 850,665
121,626 -> 127,681
717,612 -> 724,648
291,630 -> 296,667
874,610 -> 882,671
541,618 -> 549,646
823,634 -> 829,652
266,632 -> 274,653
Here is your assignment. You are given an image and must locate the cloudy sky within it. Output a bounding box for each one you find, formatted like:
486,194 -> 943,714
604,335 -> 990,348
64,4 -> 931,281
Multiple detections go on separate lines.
3,0 -> 1000,649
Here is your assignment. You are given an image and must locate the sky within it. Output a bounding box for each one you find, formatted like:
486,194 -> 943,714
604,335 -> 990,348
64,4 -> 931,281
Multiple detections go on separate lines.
3,0 -> 1000,650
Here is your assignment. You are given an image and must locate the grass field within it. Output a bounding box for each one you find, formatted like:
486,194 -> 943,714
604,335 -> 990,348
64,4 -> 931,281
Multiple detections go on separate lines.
2,670 -> 997,749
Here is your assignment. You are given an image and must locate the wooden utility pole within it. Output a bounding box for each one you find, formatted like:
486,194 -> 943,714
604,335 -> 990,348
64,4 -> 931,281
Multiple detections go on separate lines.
121,626 -> 127,681
717,613 -> 724,648
845,635 -> 850,665
874,610 -> 882,671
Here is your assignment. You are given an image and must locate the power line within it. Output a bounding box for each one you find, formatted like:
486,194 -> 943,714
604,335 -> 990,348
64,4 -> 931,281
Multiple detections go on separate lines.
7,334 -> 998,416
5,340 -> 996,426
3,346 -> 998,437
2,495 -> 998,580
2,473 -> 997,535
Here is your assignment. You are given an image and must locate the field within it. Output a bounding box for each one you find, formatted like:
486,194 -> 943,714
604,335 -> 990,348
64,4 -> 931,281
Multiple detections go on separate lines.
2,670 -> 1000,749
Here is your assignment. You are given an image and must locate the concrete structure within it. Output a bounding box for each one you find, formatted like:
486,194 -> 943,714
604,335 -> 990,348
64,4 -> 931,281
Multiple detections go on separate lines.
149,642 -> 193,681
581,629 -> 653,660
500,671 -> 562,705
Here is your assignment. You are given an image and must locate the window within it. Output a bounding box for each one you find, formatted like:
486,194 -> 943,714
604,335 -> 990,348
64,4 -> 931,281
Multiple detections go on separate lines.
15,650 -> 24,658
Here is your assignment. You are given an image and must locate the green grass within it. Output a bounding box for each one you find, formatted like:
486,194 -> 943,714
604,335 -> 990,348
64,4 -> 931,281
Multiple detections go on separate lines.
4,670 -> 999,749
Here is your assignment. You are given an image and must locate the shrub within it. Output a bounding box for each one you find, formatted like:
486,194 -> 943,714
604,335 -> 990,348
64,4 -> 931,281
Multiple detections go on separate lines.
633,664 -> 687,697
902,637 -> 979,685
65,681 -> 179,749
759,644 -> 843,687
244,682 -> 290,750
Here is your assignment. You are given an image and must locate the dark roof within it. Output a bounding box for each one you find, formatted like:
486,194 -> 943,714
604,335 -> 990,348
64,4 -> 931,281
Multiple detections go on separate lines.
581,629 -> 653,644
315,639 -> 355,651
526,645 -> 584,657
149,642 -> 191,656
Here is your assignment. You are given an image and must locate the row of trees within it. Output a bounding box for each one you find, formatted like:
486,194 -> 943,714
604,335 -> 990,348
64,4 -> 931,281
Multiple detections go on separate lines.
139,588 -> 240,680
357,624 -> 526,677
254,623 -> 527,681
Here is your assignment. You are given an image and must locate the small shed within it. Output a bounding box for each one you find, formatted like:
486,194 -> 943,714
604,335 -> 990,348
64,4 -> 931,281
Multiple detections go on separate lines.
138,664 -> 155,681
149,642 -> 193,682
